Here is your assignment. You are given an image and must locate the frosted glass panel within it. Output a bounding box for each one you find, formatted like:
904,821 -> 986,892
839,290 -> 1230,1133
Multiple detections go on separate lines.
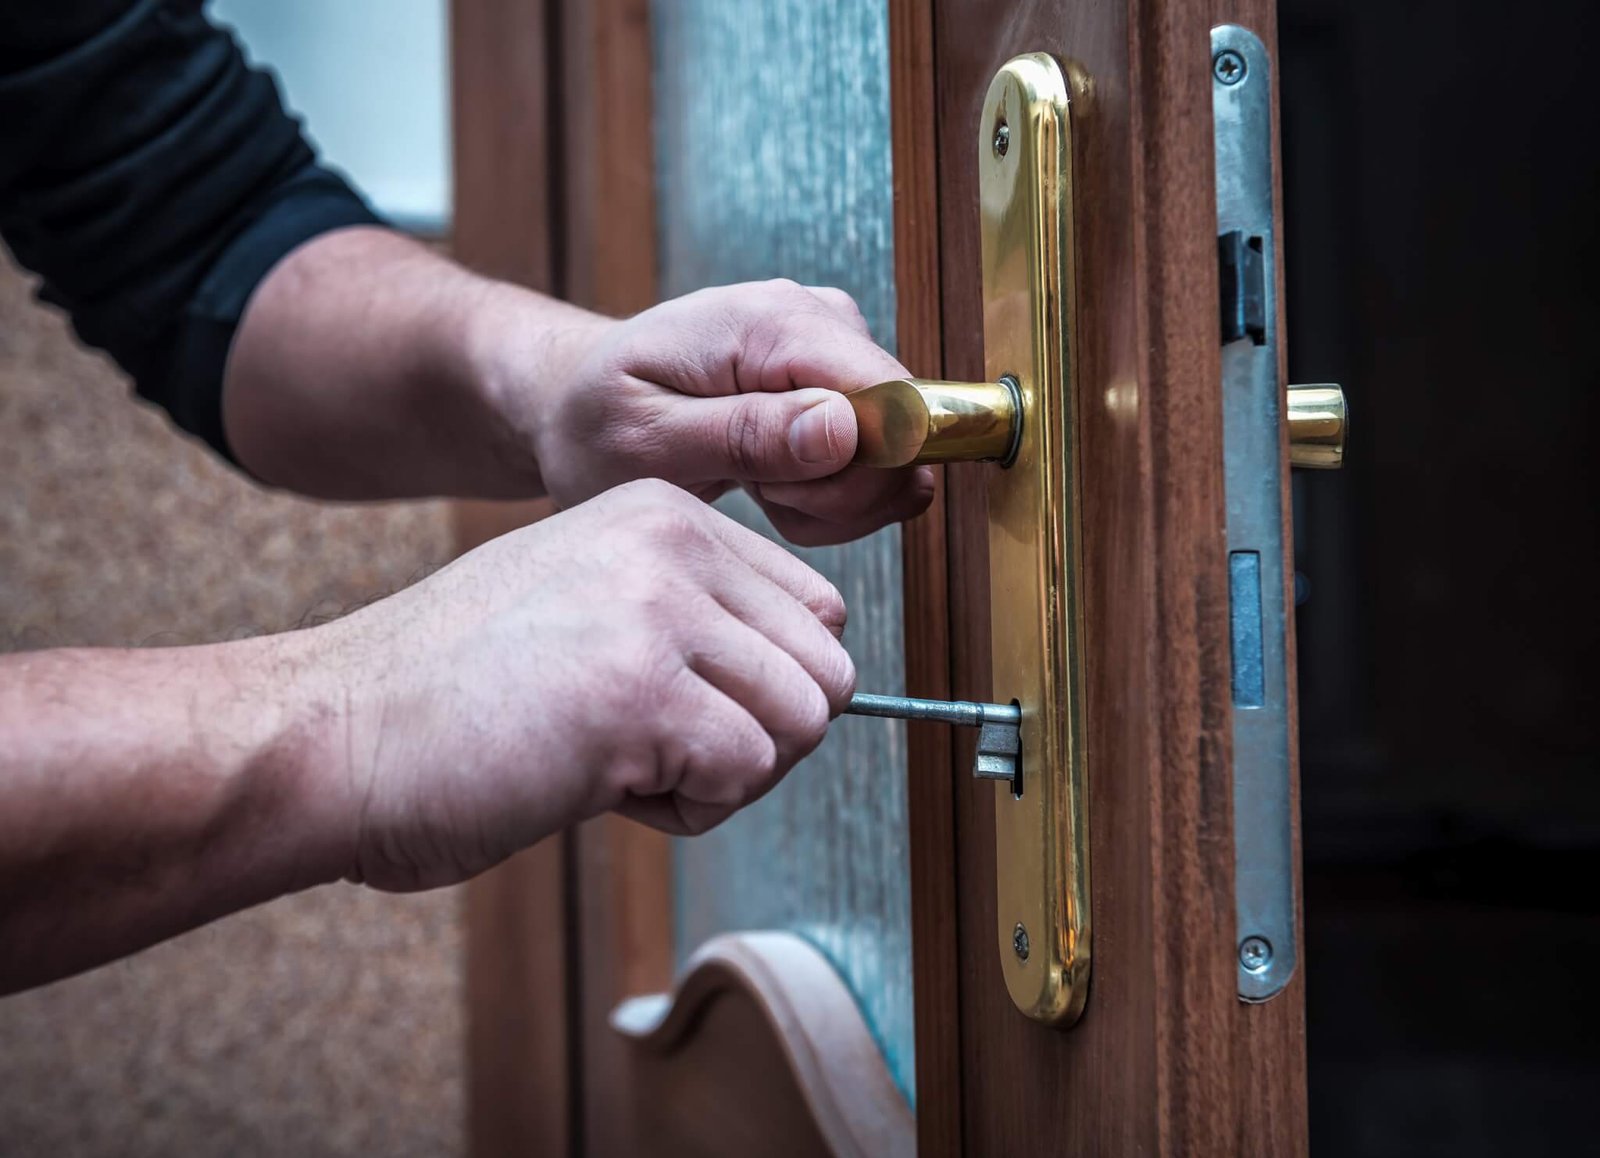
652,0 -> 914,1101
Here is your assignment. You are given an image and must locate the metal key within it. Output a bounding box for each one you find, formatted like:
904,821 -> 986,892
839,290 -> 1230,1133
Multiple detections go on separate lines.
844,693 -> 1021,783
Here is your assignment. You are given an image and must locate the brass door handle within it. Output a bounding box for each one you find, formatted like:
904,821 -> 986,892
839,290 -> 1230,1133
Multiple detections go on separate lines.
847,377 -> 1022,467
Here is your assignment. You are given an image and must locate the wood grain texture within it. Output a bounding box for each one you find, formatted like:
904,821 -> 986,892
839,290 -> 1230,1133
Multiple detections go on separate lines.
451,0 -> 557,291
550,3 -> 675,1156
936,3 -> 1153,1151
573,815 -> 673,1158
610,933 -> 916,1158
557,0 -> 659,319
464,841 -> 573,1158
887,1 -> 964,1155
929,0 -> 1308,1152
450,2 -> 574,1156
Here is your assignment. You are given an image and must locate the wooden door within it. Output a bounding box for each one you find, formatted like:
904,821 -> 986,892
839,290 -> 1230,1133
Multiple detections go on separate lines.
452,0 -> 1310,1153
915,0 -> 1309,1153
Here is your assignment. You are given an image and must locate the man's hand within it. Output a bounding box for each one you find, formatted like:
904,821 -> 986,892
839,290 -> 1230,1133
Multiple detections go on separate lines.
227,232 -> 933,546
0,480 -> 855,989
300,479 -> 856,890
503,280 -> 935,546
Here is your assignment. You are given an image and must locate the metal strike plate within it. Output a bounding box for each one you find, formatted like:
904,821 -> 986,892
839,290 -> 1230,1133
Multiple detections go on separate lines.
981,54 -> 1091,1028
1213,24 -> 1297,1002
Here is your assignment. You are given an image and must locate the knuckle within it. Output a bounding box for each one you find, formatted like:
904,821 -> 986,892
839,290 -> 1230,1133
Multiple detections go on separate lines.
597,750 -> 657,811
819,286 -> 863,317
648,509 -> 706,552
762,276 -> 806,299
619,476 -> 690,507
789,683 -> 832,752
721,403 -> 778,478
742,733 -> 780,792
698,727 -> 776,812
827,646 -> 858,704
802,638 -> 856,711
679,802 -> 735,838
620,496 -> 711,558
808,577 -> 848,633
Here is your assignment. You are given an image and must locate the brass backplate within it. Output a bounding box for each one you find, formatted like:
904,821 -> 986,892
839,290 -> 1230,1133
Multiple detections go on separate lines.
981,54 -> 1089,1027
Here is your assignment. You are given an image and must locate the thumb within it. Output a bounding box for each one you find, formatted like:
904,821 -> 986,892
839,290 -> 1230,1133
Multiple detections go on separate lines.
672,387 -> 858,484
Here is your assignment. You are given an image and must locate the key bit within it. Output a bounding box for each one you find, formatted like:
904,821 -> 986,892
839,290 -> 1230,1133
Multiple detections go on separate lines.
845,693 -> 1022,784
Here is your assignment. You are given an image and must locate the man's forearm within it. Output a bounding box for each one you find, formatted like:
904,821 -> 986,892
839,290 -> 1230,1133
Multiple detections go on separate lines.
0,639 -> 347,993
223,226 -> 607,501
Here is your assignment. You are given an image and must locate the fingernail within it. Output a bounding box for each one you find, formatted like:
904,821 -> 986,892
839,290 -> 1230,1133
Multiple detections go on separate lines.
787,397 -> 843,465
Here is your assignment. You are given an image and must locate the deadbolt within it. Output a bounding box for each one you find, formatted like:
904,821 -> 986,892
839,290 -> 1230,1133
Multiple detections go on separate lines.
1286,383 -> 1346,469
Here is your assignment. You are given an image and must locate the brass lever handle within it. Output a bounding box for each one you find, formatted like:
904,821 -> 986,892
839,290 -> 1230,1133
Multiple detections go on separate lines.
1287,383 -> 1346,469
848,377 -> 1022,467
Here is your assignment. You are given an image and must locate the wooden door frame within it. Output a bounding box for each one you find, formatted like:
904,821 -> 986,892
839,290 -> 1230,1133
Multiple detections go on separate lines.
452,0 -> 1308,1152
452,2 -> 672,1156
886,1 -> 965,1148
450,3 -> 569,1156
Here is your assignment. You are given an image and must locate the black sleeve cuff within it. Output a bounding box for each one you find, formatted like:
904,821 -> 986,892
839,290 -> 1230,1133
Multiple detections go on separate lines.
0,0 -> 385,464
163,166 -> 382,462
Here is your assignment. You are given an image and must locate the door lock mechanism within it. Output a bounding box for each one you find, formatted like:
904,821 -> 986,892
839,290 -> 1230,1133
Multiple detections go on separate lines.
840,34 -> 1347,1027
853,376 -> 1346,472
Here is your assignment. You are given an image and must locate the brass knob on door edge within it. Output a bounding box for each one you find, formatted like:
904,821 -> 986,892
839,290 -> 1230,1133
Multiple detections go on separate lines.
1287,383 -> 1346,470
848,377 -> 1022,467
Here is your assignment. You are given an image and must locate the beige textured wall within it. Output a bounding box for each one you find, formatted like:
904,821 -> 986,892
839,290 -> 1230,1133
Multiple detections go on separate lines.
0,254 -> 466,1157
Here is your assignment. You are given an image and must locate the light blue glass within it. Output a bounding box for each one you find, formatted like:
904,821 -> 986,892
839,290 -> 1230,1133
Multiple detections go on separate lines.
652,0 -> 913,1102
211,0 -> 450,230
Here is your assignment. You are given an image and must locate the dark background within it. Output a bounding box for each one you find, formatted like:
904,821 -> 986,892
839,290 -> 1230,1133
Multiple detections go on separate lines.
1279,0 -> 1600,1152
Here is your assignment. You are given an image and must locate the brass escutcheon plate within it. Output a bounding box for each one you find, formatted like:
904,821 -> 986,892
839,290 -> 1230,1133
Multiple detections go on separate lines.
981,53 -> 1090,1027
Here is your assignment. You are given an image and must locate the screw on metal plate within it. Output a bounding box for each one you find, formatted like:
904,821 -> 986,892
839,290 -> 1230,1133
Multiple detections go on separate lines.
1239,935 -> 1273,973
1013,923 -> 1031,962
993,120 -> 1010,158
1213,49 -> 1246,85
844,693 -> 1022,785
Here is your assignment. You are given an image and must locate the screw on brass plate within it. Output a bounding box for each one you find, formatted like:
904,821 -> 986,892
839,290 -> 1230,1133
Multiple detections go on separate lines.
1213,49 -> 1246,86
1012,922 -> 1030,962
1239,935 -> 1273,973
993,120 -> 1010,158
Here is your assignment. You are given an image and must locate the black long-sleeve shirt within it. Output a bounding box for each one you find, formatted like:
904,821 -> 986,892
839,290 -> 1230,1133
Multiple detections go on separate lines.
0,1 -> 382,459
